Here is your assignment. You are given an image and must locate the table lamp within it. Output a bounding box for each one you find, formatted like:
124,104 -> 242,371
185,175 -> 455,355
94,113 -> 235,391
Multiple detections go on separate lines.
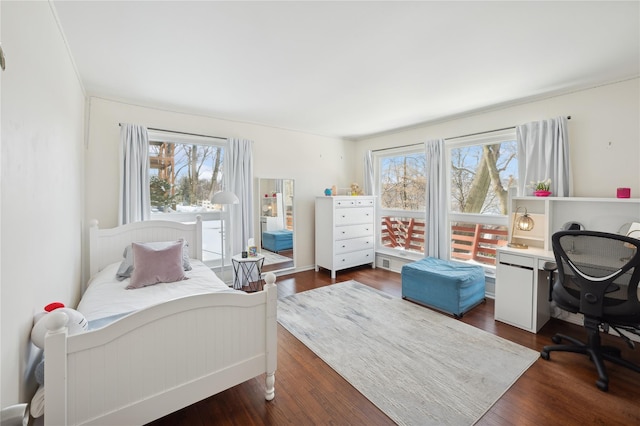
508,206 -> 534,249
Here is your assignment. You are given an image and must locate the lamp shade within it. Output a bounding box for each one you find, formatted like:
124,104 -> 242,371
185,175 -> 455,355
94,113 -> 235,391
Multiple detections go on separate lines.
515,213 -> 534,231
508,206 -> 534,249
211,191 -> 239,205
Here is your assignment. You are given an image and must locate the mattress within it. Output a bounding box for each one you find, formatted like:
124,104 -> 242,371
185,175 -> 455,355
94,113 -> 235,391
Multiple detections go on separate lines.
78,259 -> 237,324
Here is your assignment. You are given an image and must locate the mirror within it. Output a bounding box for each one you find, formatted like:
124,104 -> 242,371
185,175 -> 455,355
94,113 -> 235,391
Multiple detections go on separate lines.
257,178 -> 294,272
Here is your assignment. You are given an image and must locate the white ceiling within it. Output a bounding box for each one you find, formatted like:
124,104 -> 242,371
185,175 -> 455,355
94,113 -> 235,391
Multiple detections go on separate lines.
51,1 -> 640,140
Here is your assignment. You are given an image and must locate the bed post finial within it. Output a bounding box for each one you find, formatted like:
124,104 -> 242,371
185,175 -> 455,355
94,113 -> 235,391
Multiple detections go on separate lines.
264,272 -> 276,288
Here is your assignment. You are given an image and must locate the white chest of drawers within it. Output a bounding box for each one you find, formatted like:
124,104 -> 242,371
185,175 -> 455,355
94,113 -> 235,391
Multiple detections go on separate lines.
315,196 -> 376,278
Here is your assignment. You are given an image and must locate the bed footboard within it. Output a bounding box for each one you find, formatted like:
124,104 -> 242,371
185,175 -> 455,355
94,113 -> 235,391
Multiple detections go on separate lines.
44,276 -> 277,426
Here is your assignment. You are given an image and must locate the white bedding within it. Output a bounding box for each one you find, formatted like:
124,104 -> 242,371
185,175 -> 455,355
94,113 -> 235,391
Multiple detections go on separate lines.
78,259 -> 236,323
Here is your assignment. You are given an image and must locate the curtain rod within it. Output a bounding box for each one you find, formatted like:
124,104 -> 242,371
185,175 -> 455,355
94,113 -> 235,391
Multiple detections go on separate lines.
444,116 -> 571,142
118,123 -> 227,141
372,142 -> 423,153
371,116 -> 571,151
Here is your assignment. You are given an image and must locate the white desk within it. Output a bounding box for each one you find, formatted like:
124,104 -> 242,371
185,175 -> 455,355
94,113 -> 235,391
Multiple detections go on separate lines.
495,246 -> 554,333
497,195 -> 640,333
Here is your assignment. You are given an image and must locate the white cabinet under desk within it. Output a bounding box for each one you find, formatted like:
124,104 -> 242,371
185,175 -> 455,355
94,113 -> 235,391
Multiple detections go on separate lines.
495,195 -> 640,333
495,247 -> 553,333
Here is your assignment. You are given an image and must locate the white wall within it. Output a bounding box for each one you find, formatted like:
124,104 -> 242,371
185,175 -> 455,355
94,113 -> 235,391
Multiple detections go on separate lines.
85,97 -> 352,273
1,1 -> 85,407
353,78 -> 640,198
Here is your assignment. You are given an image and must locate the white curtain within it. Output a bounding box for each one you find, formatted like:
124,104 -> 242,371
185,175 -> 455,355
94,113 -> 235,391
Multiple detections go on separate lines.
363,150 -> 375,196
119,123 -> 150,225
425,139 -> 447,258
516,116 -> 571,197
227,138 -> 255,257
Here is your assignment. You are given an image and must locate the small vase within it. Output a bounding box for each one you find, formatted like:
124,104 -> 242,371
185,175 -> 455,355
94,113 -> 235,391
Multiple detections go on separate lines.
534,190 -> 552,197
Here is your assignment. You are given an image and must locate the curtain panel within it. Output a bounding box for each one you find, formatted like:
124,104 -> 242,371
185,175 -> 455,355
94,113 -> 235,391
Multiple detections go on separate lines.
425,139 -> 447,258
227,138 -> 255,257
364,150 -> 375,196
516,117 -> 571,197
119,123 -> 150,225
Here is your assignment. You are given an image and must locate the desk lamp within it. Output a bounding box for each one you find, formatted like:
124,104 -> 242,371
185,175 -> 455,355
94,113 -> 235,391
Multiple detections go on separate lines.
508,206 -> 534,249
621,222 -> 640,261
625,222 -> 640,240
212,190 -> 239,283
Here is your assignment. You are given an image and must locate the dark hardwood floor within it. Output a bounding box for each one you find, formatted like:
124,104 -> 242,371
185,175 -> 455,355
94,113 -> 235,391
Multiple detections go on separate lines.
148,266 -> 640,425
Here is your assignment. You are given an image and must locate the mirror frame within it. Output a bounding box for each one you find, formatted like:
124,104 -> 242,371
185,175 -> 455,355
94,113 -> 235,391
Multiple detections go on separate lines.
257,178 -> 295,273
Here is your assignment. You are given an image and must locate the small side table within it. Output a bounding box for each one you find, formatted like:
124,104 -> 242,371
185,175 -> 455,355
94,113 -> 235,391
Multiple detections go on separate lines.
231,254 -> 265,292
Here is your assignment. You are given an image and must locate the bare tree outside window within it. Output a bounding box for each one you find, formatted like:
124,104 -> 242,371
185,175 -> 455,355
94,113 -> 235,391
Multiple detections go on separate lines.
149,141 -> 223,212
378,152 -> 427,254
380,153 -> 426,211
450,141 -> 517,215
449,138 -> 517,267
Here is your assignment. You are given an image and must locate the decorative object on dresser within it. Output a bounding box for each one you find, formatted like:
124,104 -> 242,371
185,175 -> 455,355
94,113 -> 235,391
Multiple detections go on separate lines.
315,196 -> 375,278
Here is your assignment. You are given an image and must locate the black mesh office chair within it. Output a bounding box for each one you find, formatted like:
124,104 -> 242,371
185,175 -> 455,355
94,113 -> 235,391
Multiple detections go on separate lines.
540,230 -> 640,391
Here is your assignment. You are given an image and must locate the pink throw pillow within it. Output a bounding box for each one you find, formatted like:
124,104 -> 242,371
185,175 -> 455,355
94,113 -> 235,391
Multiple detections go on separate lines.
127,240 -> 186,289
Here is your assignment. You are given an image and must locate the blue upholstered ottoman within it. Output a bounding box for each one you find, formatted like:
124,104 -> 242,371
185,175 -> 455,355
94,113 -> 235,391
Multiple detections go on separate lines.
401,257 -> 485,317
262,229 -> 293,252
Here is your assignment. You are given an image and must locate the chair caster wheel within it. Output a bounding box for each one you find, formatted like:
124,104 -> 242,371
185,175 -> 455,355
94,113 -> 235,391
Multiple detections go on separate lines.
596,379 -> 608,392
540,350 -> 550,360
552,335 -> 562,344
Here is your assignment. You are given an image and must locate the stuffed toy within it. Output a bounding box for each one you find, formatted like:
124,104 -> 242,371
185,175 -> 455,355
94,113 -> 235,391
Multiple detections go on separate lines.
350,182 -> 362,196
31,302 -> 88,386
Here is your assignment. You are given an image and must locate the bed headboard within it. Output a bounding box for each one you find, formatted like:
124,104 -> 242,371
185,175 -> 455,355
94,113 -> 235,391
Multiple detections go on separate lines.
89,216 -> 203,277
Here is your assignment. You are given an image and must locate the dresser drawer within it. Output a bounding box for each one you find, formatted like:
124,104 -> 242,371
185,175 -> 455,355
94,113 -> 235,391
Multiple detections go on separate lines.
335,207 -> 373,225
334,249 -> 374,269
335,236 -> 373,254
335,223 -> 373,240
335,198 -> 359,208
355,198 -> 374,207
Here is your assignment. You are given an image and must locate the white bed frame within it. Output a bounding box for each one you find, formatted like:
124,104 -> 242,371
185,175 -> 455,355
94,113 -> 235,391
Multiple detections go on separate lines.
43,217 -> 277,425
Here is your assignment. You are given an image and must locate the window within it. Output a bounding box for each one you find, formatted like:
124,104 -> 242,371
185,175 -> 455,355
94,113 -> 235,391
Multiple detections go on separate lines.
375,147 -> 426,257
373,129 -> 517,269
147,130 -> 227,269
447,129 -> 517,269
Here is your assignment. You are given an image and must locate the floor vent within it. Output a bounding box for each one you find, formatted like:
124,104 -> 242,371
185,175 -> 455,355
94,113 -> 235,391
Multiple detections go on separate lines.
382,258 -> 390,269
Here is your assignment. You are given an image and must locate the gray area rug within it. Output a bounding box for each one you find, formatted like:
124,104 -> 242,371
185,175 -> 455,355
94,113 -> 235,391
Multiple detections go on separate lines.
277,281 -> 539,426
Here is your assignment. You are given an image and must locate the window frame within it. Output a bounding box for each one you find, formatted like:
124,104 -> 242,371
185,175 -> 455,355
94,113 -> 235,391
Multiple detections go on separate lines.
374,145 -> 427,261
147,130 -> 228,270
446,128 -> 517,272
